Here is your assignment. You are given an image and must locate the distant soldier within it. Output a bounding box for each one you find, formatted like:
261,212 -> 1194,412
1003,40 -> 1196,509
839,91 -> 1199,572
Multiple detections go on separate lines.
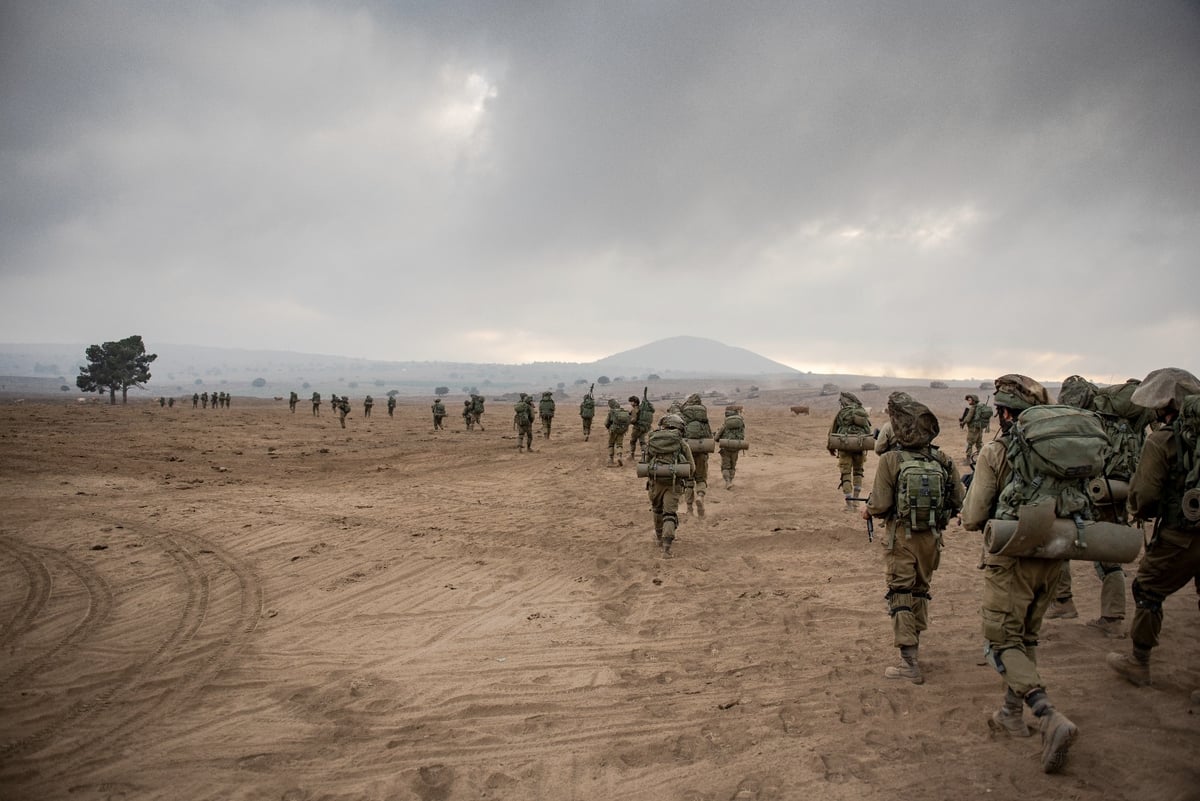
159,397 -> 165,407
514,393 -> 536,452
363,395 -> 374,418
387,394 -> 397,417
431,397 -> 446,428
201,391 -> 209,409
538,391 -> 556,439
311,391 -> 321,416
604,398 -> 631,466
715,407 -> 746,489
463,400 -> 474,431
470,393 -> 486,431
579,385 -> 596,441
337,396 -> 350,428
192,392 -> 199,409
960,394 -> 984,464
168,397 -> 175,408
643,414 -> 695,558
628,392 -> 655,459
680,393 -> 713,517
829,392 -> 872,512
289,391 -> 298,413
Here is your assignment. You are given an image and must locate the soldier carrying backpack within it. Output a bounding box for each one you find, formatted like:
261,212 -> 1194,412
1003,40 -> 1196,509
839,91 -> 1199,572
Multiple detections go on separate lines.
604,398 -> 631,466
538,391 -> 556,440
1108,368 -> 1200,689
579,384 -> 596,441
960,373 -> 1079,775
514,393 -> 535,452
680,393 -> 713,517
865,396 -> 963,687
716,407 -> 747,489
829,392 -> 873,511
643,414 -> 695,558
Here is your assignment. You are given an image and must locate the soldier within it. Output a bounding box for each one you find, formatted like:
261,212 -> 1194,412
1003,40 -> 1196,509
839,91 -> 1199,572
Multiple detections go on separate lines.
201,391 -> 209,409
311,391 -> 321,416
961,374 -> 1078,775
514,393 -> 536,452
289,391 -> 298,413
168,396 -> 174,408
158,397 -> 165,407
430,397 -> 445,428
960,394 -> 984,464
1107,368 -> 1200,687
192,392 -> 199,409
538,391 -> 556,440
387,394 -> 397,418
864,396 -> 963,684
463,400 -> 474,430
337,396 -> 350,428
471,393 -> 486,431
644,414 -> 696,558
715,407 -> 746,489
363,395 -> 374,418
874,391 -> 913,456
627,397 -> 647,459
604,398 -> 631,466
829,392 -> 872,512
680,393 -> 713,517
579,387 -> 596,441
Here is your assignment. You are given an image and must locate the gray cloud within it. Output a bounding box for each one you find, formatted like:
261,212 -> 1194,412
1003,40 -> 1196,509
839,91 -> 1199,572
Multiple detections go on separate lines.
1,1 -> 1197,380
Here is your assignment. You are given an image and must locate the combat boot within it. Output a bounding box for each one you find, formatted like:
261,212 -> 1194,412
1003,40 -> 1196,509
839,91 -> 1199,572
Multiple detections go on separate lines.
661,521 -> 676,558
1086,617 -> 1124,639
844,495 -> 855,512
1045,598 -> 1078,619
696,495 -> 705,518
1037,708 -> 1078,774
988,689 -> 1031,737
1106,649 -> 1151,686
884,645 -> 923,684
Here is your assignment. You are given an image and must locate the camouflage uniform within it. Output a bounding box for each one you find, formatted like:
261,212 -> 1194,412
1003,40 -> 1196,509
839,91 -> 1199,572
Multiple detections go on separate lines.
961,374 -> 1078,774
463,400 -> 474,430
538,391 -> 556,440
645,416 -> 696,558
1108,368 -> 1200,688
430,398 -> 445,428
363,395 -> 374,417
604,399 -> 629,466
387,395 -> 396,417
201,391 -> 209,409
680,393 -> 712,516
192,393 -> 199,409
311,392 -> 320,416
514,393 -> 535,451
579,393 -> 595,441
289,392 -> 298,413
960,395 -> 984,464
337,397 -> 350,428
627,397 -> 650,459
715,408 -> 746,489
829,392 -> 871,511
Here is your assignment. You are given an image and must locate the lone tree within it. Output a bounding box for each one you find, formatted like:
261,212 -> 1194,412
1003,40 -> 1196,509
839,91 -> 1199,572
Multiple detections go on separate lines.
76,335 -> 158,404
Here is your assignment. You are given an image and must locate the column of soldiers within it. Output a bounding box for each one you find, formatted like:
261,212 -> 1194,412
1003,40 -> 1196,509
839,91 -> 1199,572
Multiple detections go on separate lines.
190,391 -> 232,409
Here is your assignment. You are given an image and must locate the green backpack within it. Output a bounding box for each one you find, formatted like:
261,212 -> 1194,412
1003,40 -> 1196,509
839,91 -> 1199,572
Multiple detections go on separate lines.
637,397 -> 655,428
514,400 -> 532,425
997,404 -> 1110,520
646,428 -> 685,464
681,404 -> 711,439
721,414 -> 745,440
1171,394 -> 1200,529
580,396 -> 595,419
835,404 -> 872,436
472,395 -> 485,413
896,449 -> 951,531
610,408 -> 631,434
538,396 -> 555,417
973,403 -> 993,429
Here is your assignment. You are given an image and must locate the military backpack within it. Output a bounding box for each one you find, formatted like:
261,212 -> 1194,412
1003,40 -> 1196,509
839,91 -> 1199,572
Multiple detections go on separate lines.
636,397 -> 655,428
514,400 -> 533,426
646,428 -> 685,464
580,396 -> 595,419
681,404 -> 711,439
721,413 -> 745,440
1171,394 -> 1200,529
996,404 -> 1110,520
895,449 -> 952,531
834,404 -> 871,436
610,408 -> 631,434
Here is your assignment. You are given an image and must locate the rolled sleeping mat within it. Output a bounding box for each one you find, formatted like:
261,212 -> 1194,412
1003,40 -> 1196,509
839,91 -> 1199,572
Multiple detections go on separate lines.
828,432 -> 876,453
983,500 -> 1142,562
684,438 -> 717,453
716,439 -> 749,451
1183,488 -> 1200,522
725,404 -> 743,412
636,462 -> 695,479
1088,478 -> 1130,505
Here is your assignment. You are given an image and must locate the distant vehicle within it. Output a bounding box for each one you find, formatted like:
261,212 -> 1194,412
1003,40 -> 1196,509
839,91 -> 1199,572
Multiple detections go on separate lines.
820,383 -> 839,396
861,382 -> 880,391
930,381 -> 949,389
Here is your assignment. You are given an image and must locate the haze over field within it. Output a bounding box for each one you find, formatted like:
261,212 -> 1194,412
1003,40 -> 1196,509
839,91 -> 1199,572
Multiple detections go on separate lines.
2,3 -> 1198,380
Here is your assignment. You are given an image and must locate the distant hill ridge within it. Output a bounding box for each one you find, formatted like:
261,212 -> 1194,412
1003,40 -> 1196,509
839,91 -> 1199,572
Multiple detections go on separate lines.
591,336 -> 797,375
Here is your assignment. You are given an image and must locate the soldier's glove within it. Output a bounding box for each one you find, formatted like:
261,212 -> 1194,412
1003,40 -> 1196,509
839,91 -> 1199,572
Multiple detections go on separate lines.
828,449 -> 836,457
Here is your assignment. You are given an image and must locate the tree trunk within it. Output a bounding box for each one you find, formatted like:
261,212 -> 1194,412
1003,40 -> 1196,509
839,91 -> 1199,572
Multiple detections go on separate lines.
109,388 -> 117,405
122,386 -> 129,404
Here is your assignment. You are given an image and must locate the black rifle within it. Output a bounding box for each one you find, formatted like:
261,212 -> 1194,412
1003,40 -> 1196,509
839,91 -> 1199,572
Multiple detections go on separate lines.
847,496 -> 874,542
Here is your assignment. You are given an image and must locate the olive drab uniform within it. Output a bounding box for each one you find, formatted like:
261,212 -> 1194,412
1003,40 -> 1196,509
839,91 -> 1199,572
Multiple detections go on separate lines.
644,417 -> 696,558
363,395 -> 373,417
604,399 -> 630,466
579,393 -> 596,440
470,394 -> 486,431
715,408 -> 746,489
201,391 -> 209,409
538,391 -> 556,440
1108,368 -> 1200,688
311,392 -> 320,416
463,400 -> 474,430
387,395 -> 396,417
830,392 -> 872,511
337,396 -> 350,428
960,394 -> 984,464
192,392 -> 199,408
289,391 -> 298,413
430,398 -> 444,428
961,374 -> 1078,774
514,393 -> 536,452
866,397 -> 963,684
680,394 -> 712,517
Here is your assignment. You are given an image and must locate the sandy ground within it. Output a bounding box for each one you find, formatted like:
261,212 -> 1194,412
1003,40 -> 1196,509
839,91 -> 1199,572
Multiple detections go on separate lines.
1,390 -> 1197,801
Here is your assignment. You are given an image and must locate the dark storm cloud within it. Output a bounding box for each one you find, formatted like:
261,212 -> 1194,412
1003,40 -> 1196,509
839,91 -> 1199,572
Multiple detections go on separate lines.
1,1 -> 1197,379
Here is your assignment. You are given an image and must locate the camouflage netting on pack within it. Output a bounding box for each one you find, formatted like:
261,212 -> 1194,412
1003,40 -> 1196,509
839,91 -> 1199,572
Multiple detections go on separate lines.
994,374 -> 1049,411
887,397 -> 940,448
1130,368 -> 1200,412
1057,375 -> 1098,410
839,392 -> 862,407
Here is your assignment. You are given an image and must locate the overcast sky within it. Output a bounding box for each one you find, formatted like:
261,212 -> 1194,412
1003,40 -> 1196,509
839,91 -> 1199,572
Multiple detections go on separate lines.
2,1 -> 1197,382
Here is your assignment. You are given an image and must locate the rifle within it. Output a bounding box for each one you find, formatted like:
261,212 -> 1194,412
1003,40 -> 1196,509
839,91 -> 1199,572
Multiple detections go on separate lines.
847,496 -> 874,542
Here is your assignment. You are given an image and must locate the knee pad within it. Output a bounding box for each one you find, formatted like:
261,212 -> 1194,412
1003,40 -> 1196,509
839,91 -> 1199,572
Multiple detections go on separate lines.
984,643 -> 1007,675
1132,579 -> 1164,612
885,589 -> 914,617
662,511 -> 678,526
1096,563 -> 1124,579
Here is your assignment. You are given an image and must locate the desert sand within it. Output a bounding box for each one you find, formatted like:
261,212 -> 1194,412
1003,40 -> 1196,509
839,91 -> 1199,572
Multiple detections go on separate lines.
1,388 -> 1197,801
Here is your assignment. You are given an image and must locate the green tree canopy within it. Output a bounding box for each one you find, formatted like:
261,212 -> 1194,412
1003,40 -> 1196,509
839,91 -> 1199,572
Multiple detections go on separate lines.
76,335 -> 157,404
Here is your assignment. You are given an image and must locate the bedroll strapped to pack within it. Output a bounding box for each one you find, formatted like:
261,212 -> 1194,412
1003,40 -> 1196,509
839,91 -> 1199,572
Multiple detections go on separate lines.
896,450 -> 950,531
641,429 -> 691,479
